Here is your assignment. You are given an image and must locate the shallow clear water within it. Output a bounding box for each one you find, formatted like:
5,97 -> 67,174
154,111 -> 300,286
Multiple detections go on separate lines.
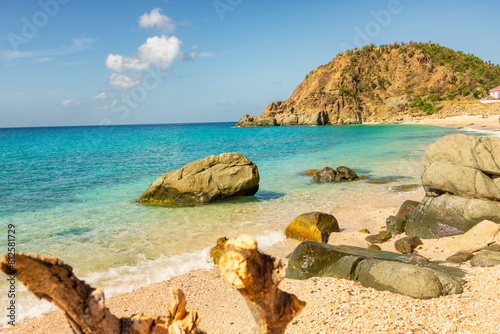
0,122 -> 475,325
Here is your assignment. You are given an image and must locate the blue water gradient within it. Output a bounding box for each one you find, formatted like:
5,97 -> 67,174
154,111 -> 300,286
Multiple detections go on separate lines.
0,122 -> 471,325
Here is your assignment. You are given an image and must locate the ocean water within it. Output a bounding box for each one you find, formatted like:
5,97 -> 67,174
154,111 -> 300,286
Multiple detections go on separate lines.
0,122 -> 482,326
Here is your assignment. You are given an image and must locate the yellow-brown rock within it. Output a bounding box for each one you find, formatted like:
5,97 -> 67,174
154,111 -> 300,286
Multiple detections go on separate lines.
285,212 -> 339,243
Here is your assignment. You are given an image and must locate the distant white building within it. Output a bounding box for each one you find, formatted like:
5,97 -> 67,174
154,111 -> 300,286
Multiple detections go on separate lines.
490,85 -> 500,99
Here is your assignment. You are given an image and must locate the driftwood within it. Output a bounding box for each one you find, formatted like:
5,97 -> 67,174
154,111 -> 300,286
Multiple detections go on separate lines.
0,253 -> 203,334
0,235 -> 304,334
219,235 -> 306,334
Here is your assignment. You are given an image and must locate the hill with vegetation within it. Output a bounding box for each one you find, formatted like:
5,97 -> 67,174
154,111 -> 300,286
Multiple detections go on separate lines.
236,42 -> 500,126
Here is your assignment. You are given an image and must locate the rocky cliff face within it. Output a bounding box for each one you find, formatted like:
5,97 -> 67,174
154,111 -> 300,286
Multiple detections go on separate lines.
236,42 -> 500,126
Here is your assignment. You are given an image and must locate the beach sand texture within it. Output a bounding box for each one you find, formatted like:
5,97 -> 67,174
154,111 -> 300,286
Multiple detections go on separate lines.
2,116 -> 500,334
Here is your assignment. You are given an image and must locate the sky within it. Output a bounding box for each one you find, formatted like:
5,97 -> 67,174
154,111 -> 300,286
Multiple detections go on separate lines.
0,0 -> 499,128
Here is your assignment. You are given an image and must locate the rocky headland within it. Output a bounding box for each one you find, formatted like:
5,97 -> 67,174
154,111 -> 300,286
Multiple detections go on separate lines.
236,42 -> 500,126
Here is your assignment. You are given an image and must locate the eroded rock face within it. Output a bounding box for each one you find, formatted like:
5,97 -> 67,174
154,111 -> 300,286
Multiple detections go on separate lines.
421,134 -> 500,201
136,153 -> 259,206
407,134 -> 500,238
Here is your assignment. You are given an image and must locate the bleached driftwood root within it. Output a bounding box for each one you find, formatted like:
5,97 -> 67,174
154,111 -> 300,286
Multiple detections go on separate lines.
0,253 -> 203,334
219,235 -> 306,334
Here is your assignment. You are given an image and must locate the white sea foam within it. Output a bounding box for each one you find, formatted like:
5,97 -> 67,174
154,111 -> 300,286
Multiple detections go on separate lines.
0,231 -> 286,329
460,127 -> 500,137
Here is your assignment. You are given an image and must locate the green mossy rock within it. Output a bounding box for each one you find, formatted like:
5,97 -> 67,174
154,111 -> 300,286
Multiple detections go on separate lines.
367,244 -> 382,251
386,216 -> 407,234
406,194 -> 500,238
391,184 -> 421,192
285,212 -> 339,243
137,153 -> 259,207
209,237 -> 228,265
365,231 -> 392,244
286,241 -> 412,280
354,259 -> 448,299
312,167 -> 337,182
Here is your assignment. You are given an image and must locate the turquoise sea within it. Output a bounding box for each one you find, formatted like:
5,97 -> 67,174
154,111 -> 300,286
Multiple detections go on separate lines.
0,122 -> 484,326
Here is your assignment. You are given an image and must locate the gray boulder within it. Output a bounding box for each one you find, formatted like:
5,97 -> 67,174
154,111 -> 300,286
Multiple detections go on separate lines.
354,259 -> 449,299
421,134 -> 500,201
286,241 -> 464,299
470,250 -> 500,267
406,194 -> 500,238
286,242 -> 412,280
136,153 -> 259,206
408,134 -> 500,238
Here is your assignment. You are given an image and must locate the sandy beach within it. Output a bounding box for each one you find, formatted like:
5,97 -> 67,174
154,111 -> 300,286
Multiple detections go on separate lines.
3,116 -> 500,334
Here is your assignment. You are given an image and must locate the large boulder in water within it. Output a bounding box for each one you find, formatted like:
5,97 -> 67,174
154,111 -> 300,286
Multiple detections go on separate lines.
407,134 -> 500,238
136,153 -> 259,206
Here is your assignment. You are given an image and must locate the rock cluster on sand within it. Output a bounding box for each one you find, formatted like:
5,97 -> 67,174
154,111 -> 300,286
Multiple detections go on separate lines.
286,242 -> 464,299
406,134 -> 500,238
136,153 -> 259,206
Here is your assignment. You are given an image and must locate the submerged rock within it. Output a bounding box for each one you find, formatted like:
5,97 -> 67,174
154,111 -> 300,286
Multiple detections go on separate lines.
285,212 -> 339,243
136,153 -> 259,206
312,167 -> 336,182
300,169 -> 322,176
312,166 -> 358,182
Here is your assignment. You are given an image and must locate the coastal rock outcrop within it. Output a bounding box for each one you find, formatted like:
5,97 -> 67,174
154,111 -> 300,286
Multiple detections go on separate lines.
286,241 -> 464,299
235,43 -> 500,127
406,134 -> 500,238
136,153 -> 259,206
285,212 -> 339,243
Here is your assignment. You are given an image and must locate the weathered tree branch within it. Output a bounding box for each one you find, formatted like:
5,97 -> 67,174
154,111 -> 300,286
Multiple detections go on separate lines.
219,235 -> 306,334
0,253 -> 203,334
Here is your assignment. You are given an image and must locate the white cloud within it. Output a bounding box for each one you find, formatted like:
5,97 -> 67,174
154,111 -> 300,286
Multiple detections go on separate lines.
139,8 -> 176,33
137,35 -> 181,69
59,98 -> 81,107
59,98 -> 73,107
105,35 -> 181,74
2,38 -> 96,62
109,73 -> 141,88
105,54 -> 148,72
33,57 -> 55,63
94,92 -> 107,100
